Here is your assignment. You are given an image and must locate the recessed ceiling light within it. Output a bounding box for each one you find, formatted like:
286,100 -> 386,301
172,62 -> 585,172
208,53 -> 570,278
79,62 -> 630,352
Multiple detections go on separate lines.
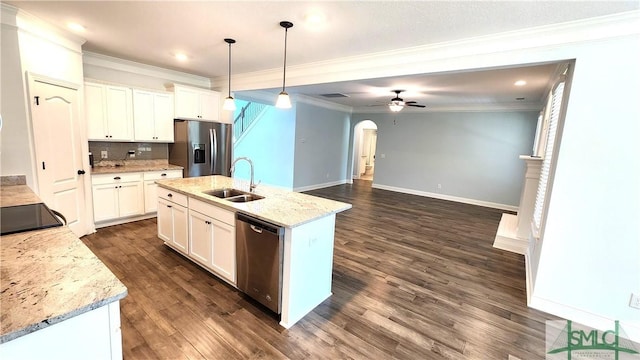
67,23 -> 85,32
514,80 -> 527,86
304,9 -> 327,30
174,53 -> 188,62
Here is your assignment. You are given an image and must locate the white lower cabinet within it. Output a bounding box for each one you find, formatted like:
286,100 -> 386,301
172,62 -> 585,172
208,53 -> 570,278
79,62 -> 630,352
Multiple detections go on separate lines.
143,170 -> 183,213
92,173 -> 144,222
157,188 -> 188,255
160,194 -> 236,285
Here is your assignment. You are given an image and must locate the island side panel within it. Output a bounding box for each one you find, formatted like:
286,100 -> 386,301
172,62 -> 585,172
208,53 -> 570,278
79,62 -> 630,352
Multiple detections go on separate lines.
280,213 -> 336,328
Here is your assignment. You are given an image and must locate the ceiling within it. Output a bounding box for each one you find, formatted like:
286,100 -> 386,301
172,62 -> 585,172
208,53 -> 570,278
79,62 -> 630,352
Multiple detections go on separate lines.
7,1 -> 638,112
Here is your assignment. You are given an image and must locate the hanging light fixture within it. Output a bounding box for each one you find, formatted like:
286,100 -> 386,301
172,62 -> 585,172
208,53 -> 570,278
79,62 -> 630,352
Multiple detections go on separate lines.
388,90 -> 405,112
276,21 -> 293,109
223,38 -> 237,111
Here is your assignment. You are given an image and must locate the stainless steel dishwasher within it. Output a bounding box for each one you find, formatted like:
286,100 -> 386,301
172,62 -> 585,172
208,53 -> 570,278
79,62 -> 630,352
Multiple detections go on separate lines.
236,213 -> 285,314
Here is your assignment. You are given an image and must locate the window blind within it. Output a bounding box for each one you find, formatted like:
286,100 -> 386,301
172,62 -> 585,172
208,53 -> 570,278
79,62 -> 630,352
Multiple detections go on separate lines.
532,81 -> 565,236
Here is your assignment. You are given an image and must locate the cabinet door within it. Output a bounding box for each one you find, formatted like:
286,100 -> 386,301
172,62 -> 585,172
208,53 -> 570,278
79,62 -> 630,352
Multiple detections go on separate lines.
92,184 -> 119,222
188,210 -> 213,267
105,86 -> 133,141
157,198 -> 173,243
117,181 -> 144,218
172,204 -> 189,254
85,83 -> 108,140
174,86 -> 199,119
133,90 -> 155,141
144,180 -> 158,213
199,91 -> 219,121
153,93 -> 174,142
211,219 -> 236,283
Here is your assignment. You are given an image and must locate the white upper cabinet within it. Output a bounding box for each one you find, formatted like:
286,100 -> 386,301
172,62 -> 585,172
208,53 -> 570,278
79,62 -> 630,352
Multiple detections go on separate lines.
133,89 -> 175,142
172,84 -> 220,122
85,82 -> 134,141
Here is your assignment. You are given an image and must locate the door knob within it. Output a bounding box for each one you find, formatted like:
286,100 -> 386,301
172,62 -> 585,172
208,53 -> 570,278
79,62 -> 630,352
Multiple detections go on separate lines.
77,170 -> 86,175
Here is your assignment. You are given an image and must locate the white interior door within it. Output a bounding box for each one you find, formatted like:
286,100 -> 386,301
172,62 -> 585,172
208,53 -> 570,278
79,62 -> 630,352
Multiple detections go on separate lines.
29,76 -> 88,236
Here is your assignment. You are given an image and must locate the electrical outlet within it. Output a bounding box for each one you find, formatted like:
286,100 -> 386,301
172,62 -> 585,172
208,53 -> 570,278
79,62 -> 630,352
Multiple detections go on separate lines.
437,183 -> 442,189
101,150 -> 108,159
630,293 -> 640,309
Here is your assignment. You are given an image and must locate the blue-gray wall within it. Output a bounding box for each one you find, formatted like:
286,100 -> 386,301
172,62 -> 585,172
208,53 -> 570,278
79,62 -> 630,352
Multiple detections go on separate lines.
351,111 -> 538,207
293,103 -> 351,189
233,103 -> 296,188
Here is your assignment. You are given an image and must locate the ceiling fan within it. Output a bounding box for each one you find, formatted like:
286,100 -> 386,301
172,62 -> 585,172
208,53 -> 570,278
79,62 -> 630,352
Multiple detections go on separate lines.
388,90 -> 426,112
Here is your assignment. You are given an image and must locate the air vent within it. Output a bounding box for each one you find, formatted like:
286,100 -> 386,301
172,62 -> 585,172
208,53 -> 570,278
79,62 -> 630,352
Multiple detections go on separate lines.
320,93 -> 349,98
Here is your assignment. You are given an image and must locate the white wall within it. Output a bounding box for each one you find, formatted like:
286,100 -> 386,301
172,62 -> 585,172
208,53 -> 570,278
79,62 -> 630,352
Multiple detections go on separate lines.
292,102 -> 351,190
351,111 -> 538,208
529,35 -> 640,338
0,5 -> 85,190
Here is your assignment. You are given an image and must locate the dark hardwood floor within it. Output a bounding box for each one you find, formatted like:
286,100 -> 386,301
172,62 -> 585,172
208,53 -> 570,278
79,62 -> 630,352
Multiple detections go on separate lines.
81,180 -> 556,359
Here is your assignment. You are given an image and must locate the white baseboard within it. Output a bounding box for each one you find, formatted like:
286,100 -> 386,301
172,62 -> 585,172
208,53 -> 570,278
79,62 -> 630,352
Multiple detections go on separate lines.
493,213 -> 528,255
371,183 -> 519,211
94,213 -> 156,229
294,179 -> 349,192
529,295 -> 640,343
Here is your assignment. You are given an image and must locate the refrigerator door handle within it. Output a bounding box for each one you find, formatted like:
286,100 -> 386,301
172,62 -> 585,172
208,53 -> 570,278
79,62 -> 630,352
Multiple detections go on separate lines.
210,128 -> 217,174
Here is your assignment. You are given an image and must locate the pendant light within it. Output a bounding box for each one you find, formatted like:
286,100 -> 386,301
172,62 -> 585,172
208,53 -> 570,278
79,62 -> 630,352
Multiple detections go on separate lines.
223,38 -> 236,111
276,21 -> 293,109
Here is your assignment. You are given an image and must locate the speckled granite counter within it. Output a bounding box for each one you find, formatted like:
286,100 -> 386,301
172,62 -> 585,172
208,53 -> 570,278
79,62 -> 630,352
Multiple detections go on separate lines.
156,175 -> 352,228
0,185 -> 127,343
91,159 -> 182,175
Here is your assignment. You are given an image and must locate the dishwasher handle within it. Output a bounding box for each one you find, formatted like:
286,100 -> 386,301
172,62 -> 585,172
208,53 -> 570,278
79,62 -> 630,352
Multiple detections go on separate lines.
237,213 -> 284,236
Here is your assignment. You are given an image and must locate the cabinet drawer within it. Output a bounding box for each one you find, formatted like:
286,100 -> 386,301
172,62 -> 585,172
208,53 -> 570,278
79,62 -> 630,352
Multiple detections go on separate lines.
189,198 -> 235,226
158,187 -> 188,207
143,169 -> 183,181
92,172 -> 142,185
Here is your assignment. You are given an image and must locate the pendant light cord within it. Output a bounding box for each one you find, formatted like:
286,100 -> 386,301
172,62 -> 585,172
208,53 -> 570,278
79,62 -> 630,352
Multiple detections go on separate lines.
228,41 -> 232,97
282,27 -> 288,92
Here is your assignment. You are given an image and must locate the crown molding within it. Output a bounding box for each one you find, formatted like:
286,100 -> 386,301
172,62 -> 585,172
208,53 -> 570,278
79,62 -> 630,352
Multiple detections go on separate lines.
228,10 -> 640,92
2,3 -> 85,52
83,51 -> 212,89
354,102 -> 543,114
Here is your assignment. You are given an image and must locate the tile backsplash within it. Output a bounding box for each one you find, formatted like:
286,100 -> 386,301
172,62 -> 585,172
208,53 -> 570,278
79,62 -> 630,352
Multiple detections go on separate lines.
89,142 -> 168,164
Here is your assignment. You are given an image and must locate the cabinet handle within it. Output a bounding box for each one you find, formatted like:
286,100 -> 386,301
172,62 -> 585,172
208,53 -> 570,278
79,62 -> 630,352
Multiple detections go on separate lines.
161,173 -> 167,177
205,220 -> 211,225
167,193 -> 173,197
167,205 -> 172,208
114,176 -> 121,180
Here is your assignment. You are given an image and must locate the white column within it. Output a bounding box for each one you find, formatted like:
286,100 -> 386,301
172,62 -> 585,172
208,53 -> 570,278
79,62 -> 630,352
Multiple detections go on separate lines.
516,156 -> 543,239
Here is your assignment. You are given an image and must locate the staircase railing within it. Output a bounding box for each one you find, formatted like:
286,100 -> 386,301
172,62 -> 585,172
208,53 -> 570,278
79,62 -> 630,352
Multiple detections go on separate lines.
233,102 -> 267,141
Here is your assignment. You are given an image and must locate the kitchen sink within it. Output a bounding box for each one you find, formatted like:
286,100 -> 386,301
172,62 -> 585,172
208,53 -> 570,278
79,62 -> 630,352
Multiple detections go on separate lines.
203,188 -> 248,198
226,194 -> 264,203
202,188 -> 264,203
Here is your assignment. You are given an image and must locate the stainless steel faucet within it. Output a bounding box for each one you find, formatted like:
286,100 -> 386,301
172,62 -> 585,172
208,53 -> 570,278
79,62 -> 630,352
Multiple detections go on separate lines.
230,157 -> 257,192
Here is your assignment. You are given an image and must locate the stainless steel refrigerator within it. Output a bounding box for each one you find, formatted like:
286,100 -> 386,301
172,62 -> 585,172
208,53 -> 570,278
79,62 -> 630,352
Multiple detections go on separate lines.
169,120 -> 232,178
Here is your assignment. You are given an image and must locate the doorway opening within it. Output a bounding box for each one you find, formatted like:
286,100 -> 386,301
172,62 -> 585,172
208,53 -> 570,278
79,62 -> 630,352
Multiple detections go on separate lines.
352,120 -> 378,182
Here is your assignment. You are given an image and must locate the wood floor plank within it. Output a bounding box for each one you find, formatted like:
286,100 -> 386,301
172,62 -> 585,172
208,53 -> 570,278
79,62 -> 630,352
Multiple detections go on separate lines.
82,180 -> 558,359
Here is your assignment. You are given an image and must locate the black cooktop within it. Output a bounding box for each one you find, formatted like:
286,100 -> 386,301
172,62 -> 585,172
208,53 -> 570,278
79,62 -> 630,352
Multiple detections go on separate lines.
1,203 -> 64,236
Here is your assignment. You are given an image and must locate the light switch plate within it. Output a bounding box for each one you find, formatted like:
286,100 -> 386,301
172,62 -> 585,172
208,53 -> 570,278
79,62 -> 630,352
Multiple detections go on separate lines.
630,293 -> 640,309
101,150 -> 108,159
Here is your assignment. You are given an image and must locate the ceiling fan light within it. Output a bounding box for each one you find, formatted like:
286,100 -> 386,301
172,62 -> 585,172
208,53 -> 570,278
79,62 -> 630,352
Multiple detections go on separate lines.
223,96 -> 236,111
389,103 -> 404,112
276,91 -> 292,109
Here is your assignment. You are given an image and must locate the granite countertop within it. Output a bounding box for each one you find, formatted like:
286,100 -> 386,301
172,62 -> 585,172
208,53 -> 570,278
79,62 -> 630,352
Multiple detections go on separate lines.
156,175 -> 352,228
91,160 -> 183,175
0,185 -> 128,343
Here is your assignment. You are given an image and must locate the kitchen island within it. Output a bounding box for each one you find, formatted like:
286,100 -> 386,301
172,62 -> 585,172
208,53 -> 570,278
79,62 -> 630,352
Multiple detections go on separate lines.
0,181 -> 128,359
156,175 -> 351,328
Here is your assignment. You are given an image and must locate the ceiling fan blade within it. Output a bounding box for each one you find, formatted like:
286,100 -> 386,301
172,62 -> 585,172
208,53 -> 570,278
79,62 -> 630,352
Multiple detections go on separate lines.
407,104 -> 426,108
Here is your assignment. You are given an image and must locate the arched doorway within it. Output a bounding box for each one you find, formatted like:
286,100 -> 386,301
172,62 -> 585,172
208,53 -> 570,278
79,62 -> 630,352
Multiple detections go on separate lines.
352,120 -> 378,182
